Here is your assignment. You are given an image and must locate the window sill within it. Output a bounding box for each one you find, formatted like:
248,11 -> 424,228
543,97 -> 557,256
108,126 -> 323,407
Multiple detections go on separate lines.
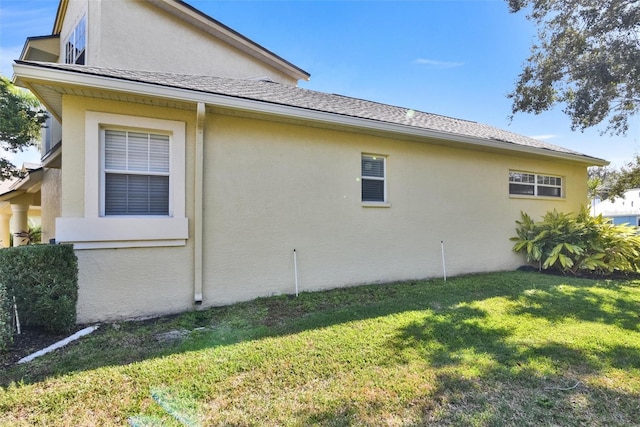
55,217 -> 188,249
362,202 -> 392,208
509,194 -> 565,201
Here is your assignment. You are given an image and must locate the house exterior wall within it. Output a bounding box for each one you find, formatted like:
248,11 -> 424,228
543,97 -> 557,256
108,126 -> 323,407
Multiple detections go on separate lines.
40,168 -> 61,243
200,114 -> 587,306
610,216 -> 640,226
59,95 -> 196,322
59,0 -> 297,84
60,95 -> 589,322
592,188 -> 640,227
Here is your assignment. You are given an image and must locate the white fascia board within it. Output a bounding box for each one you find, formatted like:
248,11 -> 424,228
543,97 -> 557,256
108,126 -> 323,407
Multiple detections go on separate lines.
13,62 -> 608,167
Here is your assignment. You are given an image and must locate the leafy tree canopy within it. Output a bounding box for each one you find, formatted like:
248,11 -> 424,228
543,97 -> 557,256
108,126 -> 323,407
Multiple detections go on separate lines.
606,155 -> 640,199
507,0 -> 640,135
0,76 -> 47,180
587,164 -> 618,202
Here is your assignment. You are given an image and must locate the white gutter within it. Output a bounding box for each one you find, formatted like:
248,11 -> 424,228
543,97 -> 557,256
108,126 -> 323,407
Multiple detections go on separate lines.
194,102 -> 205,305
12,62 -> 608,167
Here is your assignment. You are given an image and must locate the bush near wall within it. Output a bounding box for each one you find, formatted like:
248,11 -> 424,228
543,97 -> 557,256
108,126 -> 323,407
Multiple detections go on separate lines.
512,208 -> 640,275
0,280 -> 12,351
0,244 -> 78,334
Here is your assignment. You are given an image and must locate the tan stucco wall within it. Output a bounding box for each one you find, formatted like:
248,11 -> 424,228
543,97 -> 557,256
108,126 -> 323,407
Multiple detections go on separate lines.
200,114 -> 588,306
76,246 -> 193,321
60,95 -> 196,322
60,95 -> 86,218
60,0 -> 296,84
61,95 -> 589,322
41,168 -> 61,243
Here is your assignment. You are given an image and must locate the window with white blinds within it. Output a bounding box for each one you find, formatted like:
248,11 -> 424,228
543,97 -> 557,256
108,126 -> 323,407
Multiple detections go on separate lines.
361,154 -> 386,202
104,129 -> 170,215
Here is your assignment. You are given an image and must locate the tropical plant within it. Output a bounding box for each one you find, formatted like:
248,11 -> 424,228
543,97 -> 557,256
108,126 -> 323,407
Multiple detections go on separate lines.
13,223 -> 42,245
512,208 -> 640,275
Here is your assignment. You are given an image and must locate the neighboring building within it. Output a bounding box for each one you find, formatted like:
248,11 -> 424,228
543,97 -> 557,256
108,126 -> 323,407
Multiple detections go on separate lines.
11,0 -> 607,323
0,164 -> 42,247
592,189 -> 640,226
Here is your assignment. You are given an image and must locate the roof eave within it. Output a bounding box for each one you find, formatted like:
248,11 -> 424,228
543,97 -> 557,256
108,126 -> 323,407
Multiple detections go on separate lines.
18,35 -> 60,65
52,0 -> 68,35
12,62 -> 607,167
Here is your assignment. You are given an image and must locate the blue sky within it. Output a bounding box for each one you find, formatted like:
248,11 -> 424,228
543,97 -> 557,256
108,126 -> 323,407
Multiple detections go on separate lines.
1,0 -> 638,168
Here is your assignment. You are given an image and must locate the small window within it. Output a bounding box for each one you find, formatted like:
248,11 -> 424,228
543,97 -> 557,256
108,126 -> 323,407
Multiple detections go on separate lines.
361,155 -> 386,202
103,129 -> 170,215
65,16 -> 86,65
509,171 -> 563,198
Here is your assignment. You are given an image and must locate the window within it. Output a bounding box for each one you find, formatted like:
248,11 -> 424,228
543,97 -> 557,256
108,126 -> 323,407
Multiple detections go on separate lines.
53,112 -> 187,249
65,16 -> 86,64
362,154 -> 386,202
103,130 -> 170,215
509,171 -> 563,198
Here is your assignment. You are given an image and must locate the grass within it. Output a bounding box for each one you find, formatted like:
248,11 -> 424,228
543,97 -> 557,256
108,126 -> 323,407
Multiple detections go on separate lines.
1,271 -> 640,426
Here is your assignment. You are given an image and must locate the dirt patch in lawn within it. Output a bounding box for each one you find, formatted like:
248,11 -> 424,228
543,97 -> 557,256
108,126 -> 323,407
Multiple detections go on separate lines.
1,325 -> 87,367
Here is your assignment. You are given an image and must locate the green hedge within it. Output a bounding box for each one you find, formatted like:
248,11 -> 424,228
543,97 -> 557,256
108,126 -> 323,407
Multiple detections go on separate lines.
0,279 -> 11,351
0,244 -> 78,334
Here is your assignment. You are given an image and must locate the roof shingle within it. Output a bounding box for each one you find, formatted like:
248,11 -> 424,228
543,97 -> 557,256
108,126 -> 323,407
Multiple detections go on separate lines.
17,61 -> 604,162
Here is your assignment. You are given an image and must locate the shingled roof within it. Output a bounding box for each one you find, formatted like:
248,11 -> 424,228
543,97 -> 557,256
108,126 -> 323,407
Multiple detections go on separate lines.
15,60 -> 606,164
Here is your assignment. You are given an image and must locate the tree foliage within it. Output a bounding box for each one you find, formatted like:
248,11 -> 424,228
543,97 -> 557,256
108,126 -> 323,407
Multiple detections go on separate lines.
606,155 -> 640,199
587,164 -> 618,202
507,0 -> 640,134
0,76 -> 47,180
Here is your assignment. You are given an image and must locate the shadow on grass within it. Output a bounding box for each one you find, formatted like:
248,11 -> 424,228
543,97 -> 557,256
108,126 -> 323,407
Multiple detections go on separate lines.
404,370 -> 640,426
3,271 -> 640,391
378,275 -> 640,425
294,368 -> 640,426
508,283 -> 640,332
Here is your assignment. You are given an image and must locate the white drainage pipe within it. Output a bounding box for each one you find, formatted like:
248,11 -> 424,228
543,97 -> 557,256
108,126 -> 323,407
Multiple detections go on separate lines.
17,325 -> 100,364
441,240 -> 447,282
293,249 -> 299,297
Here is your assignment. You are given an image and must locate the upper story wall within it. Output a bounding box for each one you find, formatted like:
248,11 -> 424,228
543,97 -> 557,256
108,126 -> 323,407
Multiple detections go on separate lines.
56,0 -> 305,85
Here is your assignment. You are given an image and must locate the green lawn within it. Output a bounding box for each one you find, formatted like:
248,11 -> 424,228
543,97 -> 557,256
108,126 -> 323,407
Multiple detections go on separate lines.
1,271 -> 640,426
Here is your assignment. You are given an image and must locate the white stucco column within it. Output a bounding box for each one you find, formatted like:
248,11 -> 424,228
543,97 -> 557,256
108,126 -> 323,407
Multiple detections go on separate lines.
10,204 -> 30,246
0,213 -> 10,248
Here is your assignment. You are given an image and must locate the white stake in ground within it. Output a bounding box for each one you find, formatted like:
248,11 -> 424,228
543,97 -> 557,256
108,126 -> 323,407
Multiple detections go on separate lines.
13,296 -> 21,335
441,240 -> 447,282
293,249 -> 299,297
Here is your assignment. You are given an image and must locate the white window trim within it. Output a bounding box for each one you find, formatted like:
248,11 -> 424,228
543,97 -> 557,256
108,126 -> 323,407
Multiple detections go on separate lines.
509,170 -> 564,199
56,112 -> 187,249
361,154 -> 390,207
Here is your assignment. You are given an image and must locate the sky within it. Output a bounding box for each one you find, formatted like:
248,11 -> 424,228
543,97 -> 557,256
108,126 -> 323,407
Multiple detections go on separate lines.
0,0 -> 638,168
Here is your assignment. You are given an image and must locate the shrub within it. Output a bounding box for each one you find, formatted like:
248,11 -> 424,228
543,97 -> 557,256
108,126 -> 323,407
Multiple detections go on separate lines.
512,207 -> 640,275
0,280 -> 12,351
0,244 -> 78,333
